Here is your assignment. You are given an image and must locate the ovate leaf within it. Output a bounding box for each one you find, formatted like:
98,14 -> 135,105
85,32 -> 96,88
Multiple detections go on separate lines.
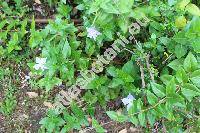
183,52 -> 198,72
150,82 -> 166,98
176,67 -> 188,83
177,0 -> 190,10
138,112 -> 146,127
106,111 -> 127,122
175,16 -> 187,28
100,2 -> 119,14
168,58 -> 184,71
147,90 -> 158,105
175,45 -> 187,58
147,111 -> 156,126
92,118 -> 106,133
181,86 -> 200,102
166,78 -> 176,96
186,4 -> 200,16
161,75 -> 174,85
62,39 -> 71,58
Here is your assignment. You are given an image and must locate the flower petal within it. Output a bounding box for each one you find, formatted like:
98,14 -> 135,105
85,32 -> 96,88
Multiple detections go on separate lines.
127,103 -> 133,111
122,97 -> 131,105
127,93 -> 135,100
33,64 -> 40,70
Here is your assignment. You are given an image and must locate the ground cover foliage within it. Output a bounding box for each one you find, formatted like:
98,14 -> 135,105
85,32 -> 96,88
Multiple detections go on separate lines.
0,0 -> 200,132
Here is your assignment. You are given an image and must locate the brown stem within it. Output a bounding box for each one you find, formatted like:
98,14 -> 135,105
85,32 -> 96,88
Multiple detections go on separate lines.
145,54 -> 155,82
138,60 -> 146,88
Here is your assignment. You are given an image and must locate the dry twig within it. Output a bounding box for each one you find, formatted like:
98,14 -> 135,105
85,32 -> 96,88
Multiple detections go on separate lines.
138,60 -> 146,88
145,54 -> 155,82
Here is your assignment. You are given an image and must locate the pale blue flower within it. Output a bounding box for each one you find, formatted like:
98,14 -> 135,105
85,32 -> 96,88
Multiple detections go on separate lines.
33,57 -> 47,71
86,27 -> 101,40
122,93 -> 135,111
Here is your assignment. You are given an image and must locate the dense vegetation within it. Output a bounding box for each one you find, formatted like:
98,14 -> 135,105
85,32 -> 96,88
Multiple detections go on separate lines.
0,0 -> 200,132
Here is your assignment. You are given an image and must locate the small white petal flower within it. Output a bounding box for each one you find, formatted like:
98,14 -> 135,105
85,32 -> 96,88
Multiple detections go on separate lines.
122,93 -> 135,111
25,75 -> 31,80
33,64 -> 41,70
36,57 -> 47,64
86,27 -> 101,40
34,57 -> 47,71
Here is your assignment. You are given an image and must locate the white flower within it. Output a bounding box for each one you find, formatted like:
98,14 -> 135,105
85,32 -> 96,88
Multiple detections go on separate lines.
86,27 -> 101,40
122,93 -> 135,111
33,57 -> 47,71
25,75 -> 31,80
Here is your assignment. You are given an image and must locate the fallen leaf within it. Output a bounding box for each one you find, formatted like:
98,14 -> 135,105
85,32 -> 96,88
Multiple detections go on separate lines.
119,129 -> 127,133
43,101 -> 53,108
129,127 -> 139,132
26,92 -> 38,98
35,0 -> 41,4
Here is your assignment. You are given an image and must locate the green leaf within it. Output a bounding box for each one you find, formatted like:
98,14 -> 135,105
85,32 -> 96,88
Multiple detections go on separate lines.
109,78 -> 124,88
147,111 -> 156,126
61,0 -> 66,4
83,91 -> 98,104
176,67 -> 188,83
166,78 -> 176,96
70,102 -> 85,119
191,76 -> 200,88
107,66 -> 117,77
20,19 -> 28,37
150,82 -> 166,98
30,17 -> 35,33
0,20 -> 7,29
122,61 -> 136,77
118,17 -> 129,33
147,90 -> 158,105
62,39 -> 71,58
175,45 -> 187,58
88,1 -> 100,14
92,118 -> 106,133
191,39 -> 200,53
155,105 -> 165,118
76,4 -> 85,10
168,0 -> 177,6
190,70 -> 200,88
128,100 -> 137,115
117,0 -> 134,14
184,83 -> 200,93
100,2 -> 119,14
175,16 -> 187,28
183,52 -> 198,72
168,58 -> 184,71
129,117 -> 138,125
106,111 -> 127,122
182,84 -> 200,102
7,32 -> 20,53
85,39 -> 95,56
57,4 -> 71,17
39,77 -> 62,92
185,4 -> 200,16
167,93 -> 185,108
161,75 -> 174,85
137,99 -> 143,111
177,0 -> 190,10
116,69 -> 134,83
164,103 -> 174,120
138,112 -> 146,127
